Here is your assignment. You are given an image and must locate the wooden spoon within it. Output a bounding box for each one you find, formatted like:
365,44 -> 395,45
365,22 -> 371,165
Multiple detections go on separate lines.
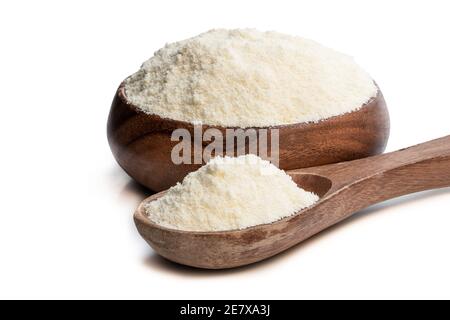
108,83 -> 390,192
134,136 -> 450,269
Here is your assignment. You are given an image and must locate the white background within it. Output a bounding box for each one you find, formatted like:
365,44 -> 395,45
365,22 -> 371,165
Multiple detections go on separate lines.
1,0 -> 449,300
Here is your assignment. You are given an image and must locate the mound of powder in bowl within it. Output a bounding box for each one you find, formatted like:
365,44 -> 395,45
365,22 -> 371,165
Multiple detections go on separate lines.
145,155 -> 319,232
125,29 -> 377,128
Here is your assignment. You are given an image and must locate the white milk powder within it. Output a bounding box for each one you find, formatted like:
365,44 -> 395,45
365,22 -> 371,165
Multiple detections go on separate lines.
145,155 -> 319,231
125,29 -> 377,128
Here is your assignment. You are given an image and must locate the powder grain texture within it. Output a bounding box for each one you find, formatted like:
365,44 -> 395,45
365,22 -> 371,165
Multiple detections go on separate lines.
125,29 -> 377,127
145,155 -> 319,232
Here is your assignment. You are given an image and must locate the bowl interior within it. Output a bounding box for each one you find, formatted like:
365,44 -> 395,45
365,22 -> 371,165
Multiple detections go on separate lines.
291,173 -> 332,198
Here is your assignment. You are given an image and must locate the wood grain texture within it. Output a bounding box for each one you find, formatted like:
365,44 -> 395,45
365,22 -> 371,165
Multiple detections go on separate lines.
108,82 -> 390,192
134,136 -> 450,269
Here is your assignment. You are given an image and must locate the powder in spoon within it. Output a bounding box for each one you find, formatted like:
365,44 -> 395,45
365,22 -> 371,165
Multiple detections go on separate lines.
125,28 -> 377,128
145,155 -> 319,232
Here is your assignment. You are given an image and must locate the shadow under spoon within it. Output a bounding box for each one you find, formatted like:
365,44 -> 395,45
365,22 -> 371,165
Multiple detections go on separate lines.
134,136 -> 450,269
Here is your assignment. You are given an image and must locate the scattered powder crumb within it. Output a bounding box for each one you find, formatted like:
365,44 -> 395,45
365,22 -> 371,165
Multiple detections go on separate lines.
125,28 -> 377,128
145,155 -> 319,232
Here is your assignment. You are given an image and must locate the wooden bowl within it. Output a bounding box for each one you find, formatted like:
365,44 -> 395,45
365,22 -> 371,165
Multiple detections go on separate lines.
107,82 -> 390,192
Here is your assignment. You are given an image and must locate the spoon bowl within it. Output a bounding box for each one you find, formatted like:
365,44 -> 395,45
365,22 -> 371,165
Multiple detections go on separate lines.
108,82 -> 390,192
134,173 -> 333,269
135,136 -> 450,269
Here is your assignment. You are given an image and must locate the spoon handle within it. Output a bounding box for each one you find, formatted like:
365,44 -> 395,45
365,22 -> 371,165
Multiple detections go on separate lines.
296,135 -> 450,208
